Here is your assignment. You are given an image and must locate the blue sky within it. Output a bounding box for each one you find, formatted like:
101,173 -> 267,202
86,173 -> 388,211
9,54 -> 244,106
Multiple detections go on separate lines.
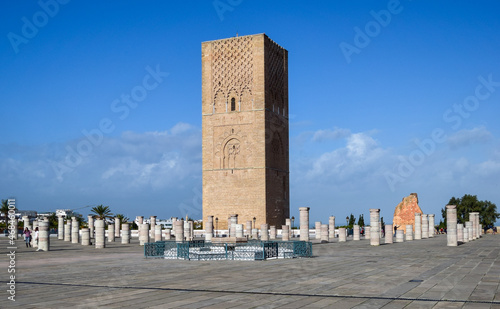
1,0 -> 500,225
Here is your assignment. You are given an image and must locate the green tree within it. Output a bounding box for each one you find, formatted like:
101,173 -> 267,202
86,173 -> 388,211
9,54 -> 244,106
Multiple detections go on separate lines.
348,214 -> 356,228
115,214 -> 130,223
47,213 -> 58,229
1,199 -> 14,221
441,194 -> 499,228
358,214 -> 365,227
90,205 -> 113,221
65,210 -> 84,227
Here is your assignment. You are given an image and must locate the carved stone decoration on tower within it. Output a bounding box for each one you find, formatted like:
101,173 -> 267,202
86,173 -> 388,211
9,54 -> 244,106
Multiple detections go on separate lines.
202,33 -> 289,229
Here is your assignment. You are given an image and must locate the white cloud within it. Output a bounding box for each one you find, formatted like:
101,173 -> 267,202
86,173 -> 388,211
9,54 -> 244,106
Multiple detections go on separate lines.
305,132 -> 388,181
0,122 -> 202,216
312,127 -> 351,142
474,159 -> 500,176
447,126 -> 492,149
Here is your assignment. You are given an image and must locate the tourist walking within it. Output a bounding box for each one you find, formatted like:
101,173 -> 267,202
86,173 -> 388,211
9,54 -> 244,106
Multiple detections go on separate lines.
23,227 -> 32,247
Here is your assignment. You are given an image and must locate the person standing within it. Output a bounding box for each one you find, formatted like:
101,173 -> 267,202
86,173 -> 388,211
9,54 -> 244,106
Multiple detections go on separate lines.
23,227 -> 32,247
34,227 -> 39,246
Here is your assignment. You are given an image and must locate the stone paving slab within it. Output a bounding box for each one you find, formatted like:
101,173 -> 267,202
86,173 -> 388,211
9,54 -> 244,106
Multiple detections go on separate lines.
1,234 -> 500,308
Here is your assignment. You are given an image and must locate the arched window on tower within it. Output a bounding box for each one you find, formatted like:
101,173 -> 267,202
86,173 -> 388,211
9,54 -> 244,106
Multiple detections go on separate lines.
231,97 -> 236,111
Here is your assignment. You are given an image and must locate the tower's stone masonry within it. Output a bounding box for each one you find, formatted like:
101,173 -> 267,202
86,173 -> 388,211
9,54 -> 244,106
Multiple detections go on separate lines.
202,33 -> 289,229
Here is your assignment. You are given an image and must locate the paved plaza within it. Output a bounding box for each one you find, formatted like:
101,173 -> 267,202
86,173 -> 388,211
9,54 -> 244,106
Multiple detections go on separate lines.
1,234 -> 500,308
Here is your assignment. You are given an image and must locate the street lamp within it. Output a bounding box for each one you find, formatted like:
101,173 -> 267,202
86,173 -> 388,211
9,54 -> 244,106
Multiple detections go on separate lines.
346,216 -> 349,226
215,217 -> 218,238
253,217 -> 256,230
291,216 -> 295,237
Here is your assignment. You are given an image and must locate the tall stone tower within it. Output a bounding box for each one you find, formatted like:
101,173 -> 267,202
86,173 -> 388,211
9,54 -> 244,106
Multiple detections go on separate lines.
202,33 -> 289,230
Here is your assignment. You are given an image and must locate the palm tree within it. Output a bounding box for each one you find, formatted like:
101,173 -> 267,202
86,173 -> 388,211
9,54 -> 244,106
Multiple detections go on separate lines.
1,199 -> 15,222
1,199 -> 10,221
115,214 -> 130,223
90,205 -> 113,220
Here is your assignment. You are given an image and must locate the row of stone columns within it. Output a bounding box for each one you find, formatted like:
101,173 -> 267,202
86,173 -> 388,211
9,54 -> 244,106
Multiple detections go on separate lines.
446,206 -> 483,246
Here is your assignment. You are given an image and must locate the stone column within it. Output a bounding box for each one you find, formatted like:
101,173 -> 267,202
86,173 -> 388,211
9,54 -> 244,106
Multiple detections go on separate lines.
57,215 -> 64,240
164,228 -> 171,240
385,224 -> 393,244
23,215 -> 31,232
136,216 -> 144,236
206,216 -> 213,242
229,214 -> 238,237
406,225 -> 413,241
338,228 -> 346,242
476,214 -> 480,238
37,221 -> 50,251
88,215 -> 94,239
230,214 -> 238,225
421,214 -> 429,239
299,207 -> 310,241
71,217 -> 79,244
64,222 -> 71,242
457,223 -> 464,243
428,214 -> 435,238
479,224 -> 483,237
269,225 -> 276,240
328,216 -> 335,239
469,213 -> 476,239
320,224 -> 329,243
189,221 -> 194,240
236,224 -> 244,238
260,224 -> 269,241
108,224 -> 115,242
150,216 -> 156,239
282,225 -> 290,241
463,225 -> 469,243
466,221 -> 473,241
252,229 -> 258,240
414,213 -> 422,240
32,220 -> 39,248
121,223 -> 130,244
395,230 -> 404,243
184,221 -> 192,241
95,219 -> 105,249
229,223 -> 235,237
353,225 -> 360,240
446,205 -> 458,246
81,228 -> 90,246
315,222 -> 321,240
471,212 -> 479,239
370,208 -> 380,246
115,217 -> 121,238
174,221 -> 184,242
155,225 -> 162,242
245,220 -> 252,237
139,223 -> 149,245
365,226 -> 371,239
285,218 -> 291,228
